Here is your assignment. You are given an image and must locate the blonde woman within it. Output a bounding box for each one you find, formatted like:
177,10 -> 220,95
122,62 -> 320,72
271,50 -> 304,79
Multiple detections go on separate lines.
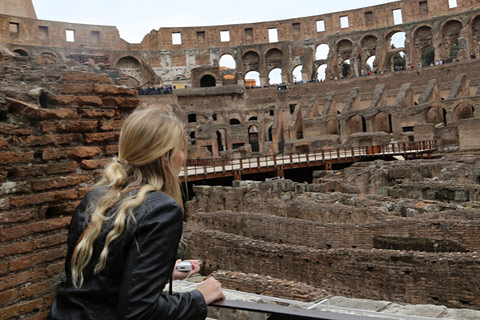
48,107 -> 224,319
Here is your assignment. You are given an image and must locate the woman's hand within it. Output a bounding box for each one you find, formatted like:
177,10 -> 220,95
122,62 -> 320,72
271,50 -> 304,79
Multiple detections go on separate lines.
172,259 -> 201,280
196,277 -> 225,304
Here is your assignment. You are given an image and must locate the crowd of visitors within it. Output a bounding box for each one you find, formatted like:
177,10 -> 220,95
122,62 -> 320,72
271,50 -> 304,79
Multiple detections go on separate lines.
137,85 -> 173,95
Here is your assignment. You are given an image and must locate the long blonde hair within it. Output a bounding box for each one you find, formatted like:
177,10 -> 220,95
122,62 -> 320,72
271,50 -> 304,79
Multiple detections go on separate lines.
71,107 -> 186,288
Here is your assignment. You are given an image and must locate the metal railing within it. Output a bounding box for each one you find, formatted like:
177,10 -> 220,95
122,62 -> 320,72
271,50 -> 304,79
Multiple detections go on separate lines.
211,299 -> 417,320
181,140 -> 437,180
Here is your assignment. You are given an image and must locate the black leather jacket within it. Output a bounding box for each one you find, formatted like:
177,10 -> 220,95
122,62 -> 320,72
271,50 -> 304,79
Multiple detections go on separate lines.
48,188 -> 207,320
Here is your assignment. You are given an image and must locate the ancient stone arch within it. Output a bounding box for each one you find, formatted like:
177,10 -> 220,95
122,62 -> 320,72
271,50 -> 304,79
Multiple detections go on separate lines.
12,48 -> 29,56
115,56 -> 143,84
347,115 -> 367,135
336,39 -> 354,77
373,112 -> 392,133
265,48 -> 283,70
413,25 -> 434,67
315,43 -> 330,61
453,100 -> 475,121
242,50 -> 260,72
325,118 -> 340,135
472,15 -> 480,56
360,35 -> 378,72
441,19 -> 464,61
200,74 -> 216,87
426,104 -> 448,125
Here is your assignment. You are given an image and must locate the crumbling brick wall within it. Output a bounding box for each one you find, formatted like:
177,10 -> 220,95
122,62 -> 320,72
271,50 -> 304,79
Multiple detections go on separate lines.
0,60 -> 138,319
190,230 -> 480,309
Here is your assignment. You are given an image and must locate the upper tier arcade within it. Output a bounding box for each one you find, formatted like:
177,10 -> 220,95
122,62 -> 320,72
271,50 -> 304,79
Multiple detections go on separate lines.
1,0 -> 479,87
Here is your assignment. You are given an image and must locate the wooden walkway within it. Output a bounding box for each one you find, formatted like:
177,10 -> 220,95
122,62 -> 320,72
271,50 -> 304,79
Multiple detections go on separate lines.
180,140 -> 437,182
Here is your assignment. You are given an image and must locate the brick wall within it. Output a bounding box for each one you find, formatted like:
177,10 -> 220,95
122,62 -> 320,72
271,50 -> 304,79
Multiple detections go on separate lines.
190,230 -> 480,309
0,66 -> 138,319
190,211 -> 480,252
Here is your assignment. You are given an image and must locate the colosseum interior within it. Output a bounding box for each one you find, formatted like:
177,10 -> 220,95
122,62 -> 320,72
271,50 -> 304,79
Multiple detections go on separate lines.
1,0 -> 480,319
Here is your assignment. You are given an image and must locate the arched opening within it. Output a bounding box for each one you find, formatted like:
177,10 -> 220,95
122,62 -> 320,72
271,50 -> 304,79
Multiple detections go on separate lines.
245,71 -> 260,87
267,126 -> 273,142
426,107 -> 447,125
374,112 -> 392,133
414,26 -> 434,67
389,32 -> 406,49
242,51 -> 260,72
116,56 -> 142,84
188,114 -> 197,123
455,103 -> 474,121
229,118 -> 241,125
317,64 -> 327,81
219,54 -> 236,69
342,59 -> 351,78
269,68 -> 282,85
216,131 -> 224,152
361,35 -> 378,74
248,125 -> 259,152
366,56 -> 376,74
442,20 -> 462,61
392,51 -> 406,71
265,48 -> 283,70
315,44 -> 330,60
292,65 -> 303,83
421,46 -> 435,67
472,16 -> 480,56
220,54 -> 236,80
336,39 -> 353,77
325,119 -> 339,135
347,115 -> 367,134
248,116 -> 258,121
200,75 -> 216,87
13,49 -> 29,56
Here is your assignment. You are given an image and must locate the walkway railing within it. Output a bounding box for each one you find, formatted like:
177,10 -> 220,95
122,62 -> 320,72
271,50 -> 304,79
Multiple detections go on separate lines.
181,140 -> 437,181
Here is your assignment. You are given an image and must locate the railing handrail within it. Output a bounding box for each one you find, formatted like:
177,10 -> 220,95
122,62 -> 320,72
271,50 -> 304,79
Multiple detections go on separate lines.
211,299 -> 401,320
182,140 -> 437,179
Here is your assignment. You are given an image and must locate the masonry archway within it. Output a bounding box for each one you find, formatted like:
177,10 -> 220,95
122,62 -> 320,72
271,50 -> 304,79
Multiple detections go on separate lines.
454,102 -> 474,121
242,51 -> 260,73
426,106 -> 447,125
269,68 -> 282,85
292,65 -> 303,83
389,31 -> 406,49
347,115 -> 367,134
220,54 -> 236,80
248,125 -> 259,152
336,39 -> 353,77
13,49 -> 29,56
374,112 -> 392,133
315,44 -> 330,60
116,56 -> 142,84
472,16 -> 480,56
414,26 -> 434,68
317,64 -> 327,81
265,48 -> 283,70
245,71 -> 260,87
325,119 -> 339,135
200,75 -> 216,87
441,20 -> 463,61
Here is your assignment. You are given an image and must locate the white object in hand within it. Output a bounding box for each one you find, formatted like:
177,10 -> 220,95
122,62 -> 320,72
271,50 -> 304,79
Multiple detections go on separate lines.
175,260 -> 193,272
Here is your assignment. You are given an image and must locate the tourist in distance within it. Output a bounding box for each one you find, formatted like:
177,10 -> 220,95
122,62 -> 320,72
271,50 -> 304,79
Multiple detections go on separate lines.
48,107 -> 224,320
